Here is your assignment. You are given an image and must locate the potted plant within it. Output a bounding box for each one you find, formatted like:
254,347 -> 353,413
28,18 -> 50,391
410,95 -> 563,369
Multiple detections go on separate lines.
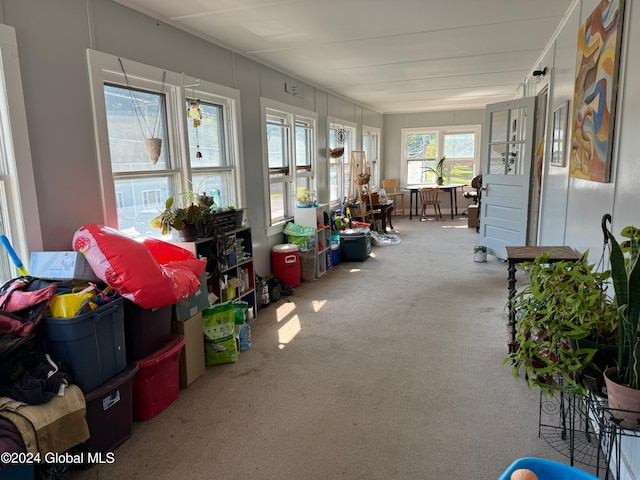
296,189 -> 317,207
602,223 -> 640,428
150,191 -> 213,241
504,251 -> 618,397
423,156 -> 447,185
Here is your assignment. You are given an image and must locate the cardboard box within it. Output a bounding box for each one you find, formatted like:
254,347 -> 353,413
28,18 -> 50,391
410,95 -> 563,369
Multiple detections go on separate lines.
468,205 -> 478,228
171,312 -> 205,388
172,272 -> 211,321
29,251 -> 100,281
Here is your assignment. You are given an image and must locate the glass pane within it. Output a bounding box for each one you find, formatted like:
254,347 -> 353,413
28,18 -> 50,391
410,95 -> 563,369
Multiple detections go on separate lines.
444,133 -> 474,158
267,124 -> 287,169
115,176 -> 172,238
330,165 -> 339,202
447,161 -> 474,183
343,163 -> 351,200
104,84 -> 169,172
490,110 -> 508,143
187,100 -> 226,167
270,181 -> 285,223
295,177 -> 311,199
192,172 -> 234,209
406,133 -> 437,159
489,107 -> 528,176
407,160 -> 427,184
295,124 -> 311,167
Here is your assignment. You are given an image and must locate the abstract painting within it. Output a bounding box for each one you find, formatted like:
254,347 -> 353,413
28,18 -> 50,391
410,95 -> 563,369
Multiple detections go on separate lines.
569,0 -> 625,182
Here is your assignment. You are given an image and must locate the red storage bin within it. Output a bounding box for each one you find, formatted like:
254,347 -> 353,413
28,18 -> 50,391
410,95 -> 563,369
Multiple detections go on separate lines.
272,244 -> 300,287
133,334 -> 185,421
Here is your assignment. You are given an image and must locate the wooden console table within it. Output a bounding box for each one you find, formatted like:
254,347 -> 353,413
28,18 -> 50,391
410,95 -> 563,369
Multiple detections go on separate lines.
505,246 -> 581,353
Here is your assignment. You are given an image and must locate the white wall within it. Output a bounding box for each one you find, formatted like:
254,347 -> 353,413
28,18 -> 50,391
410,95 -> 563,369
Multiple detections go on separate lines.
382,109 -> 485,215
537,0 -> 637,267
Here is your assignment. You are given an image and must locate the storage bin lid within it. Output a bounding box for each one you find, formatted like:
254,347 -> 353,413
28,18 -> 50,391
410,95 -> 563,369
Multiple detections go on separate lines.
272,244 -> 299,253
340,228 -> 370,236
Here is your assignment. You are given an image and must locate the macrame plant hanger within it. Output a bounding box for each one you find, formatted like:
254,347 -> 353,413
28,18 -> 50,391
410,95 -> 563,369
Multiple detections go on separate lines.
187,84 -> 203,160
118,58 -> 166,165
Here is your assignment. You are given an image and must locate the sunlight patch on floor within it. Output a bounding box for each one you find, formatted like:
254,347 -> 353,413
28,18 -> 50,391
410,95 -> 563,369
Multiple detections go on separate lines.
278,315 -> 301,348
312,300 -> 326,312
276,302 -> 296,323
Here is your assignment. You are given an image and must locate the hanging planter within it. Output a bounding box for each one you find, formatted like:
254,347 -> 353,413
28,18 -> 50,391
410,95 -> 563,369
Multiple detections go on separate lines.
119,58 -> 166,165
144,138 -> 162,165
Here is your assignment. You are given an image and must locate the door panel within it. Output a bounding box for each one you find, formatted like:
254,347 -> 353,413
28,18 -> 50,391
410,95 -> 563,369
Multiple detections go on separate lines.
480,97 -> 536,259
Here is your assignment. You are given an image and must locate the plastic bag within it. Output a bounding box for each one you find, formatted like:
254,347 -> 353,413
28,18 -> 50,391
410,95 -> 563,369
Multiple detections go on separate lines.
73,224 -> 206,309
202,303 -> 238,365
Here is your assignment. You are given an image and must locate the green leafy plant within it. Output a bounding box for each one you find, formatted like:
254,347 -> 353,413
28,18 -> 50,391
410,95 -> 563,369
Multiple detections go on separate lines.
422,156 -> 447,183
504,251 -> 618,396
296,188 -> 316,205
150,191 -> 213,236
606,224 -> 640,390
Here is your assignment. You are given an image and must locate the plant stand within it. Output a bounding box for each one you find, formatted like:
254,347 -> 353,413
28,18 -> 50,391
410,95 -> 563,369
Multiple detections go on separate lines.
538,389 -> 640,478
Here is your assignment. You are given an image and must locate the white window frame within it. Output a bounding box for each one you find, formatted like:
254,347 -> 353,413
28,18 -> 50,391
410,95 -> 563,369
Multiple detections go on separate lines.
401,125 -> 481,185
0,25 -> 42,282
363,125 -> 381,188
86,49 -> 244,235
260,98 -> 317,232
328,118 -> 357,206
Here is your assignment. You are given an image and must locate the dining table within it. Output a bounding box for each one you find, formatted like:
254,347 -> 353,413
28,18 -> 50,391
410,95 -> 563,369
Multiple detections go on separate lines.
405,183 -> 466,220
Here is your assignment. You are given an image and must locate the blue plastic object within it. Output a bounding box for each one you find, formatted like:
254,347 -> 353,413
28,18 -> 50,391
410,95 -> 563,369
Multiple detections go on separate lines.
498,458 -> 599,480
0,234 -> 28,276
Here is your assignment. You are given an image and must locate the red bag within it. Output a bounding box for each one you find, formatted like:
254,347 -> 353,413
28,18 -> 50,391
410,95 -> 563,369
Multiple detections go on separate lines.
73,224 -> 206,309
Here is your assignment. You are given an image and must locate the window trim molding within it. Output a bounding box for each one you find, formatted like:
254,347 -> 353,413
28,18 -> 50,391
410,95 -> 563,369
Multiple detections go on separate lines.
0,25 -> 43,271
328,117 -> 357,206
400,124 -> 482,186
86,49 -> 244,229
260,97 -> 318,236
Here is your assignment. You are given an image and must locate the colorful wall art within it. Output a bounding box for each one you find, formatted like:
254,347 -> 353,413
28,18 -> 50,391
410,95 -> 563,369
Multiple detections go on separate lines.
569,0 -> 625,182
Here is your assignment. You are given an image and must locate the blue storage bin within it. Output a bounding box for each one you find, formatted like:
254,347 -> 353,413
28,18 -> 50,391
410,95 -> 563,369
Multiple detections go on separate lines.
498,457 -> 599,480
42,297 -> 126,393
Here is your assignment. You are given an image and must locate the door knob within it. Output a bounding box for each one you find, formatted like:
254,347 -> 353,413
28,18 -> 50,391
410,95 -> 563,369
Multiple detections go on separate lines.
481,185 -> 488,191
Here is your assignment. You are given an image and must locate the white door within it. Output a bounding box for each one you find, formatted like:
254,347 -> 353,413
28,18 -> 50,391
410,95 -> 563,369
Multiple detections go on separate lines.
479,97 -> 537,260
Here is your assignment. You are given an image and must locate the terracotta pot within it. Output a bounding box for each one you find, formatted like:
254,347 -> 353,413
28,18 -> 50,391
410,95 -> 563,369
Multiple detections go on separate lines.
603,367 -> 640,430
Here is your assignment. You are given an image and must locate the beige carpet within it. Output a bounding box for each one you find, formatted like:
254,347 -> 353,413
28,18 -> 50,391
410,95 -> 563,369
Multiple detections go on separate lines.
71,215 -> 599,479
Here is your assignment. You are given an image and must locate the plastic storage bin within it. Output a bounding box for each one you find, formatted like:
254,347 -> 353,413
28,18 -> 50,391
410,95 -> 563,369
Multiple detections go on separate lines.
497,457 -> 599,480
123,301 -> 172,361
133,334 -> 185,421
331,245 -> 340,266
75,363 -> 139,459
339,227 -> 371,261
42,297 -> 126,393
272,244 -> 300,287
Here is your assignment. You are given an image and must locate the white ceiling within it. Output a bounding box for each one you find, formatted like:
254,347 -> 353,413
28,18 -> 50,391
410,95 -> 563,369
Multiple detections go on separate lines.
115,0 -> 573,114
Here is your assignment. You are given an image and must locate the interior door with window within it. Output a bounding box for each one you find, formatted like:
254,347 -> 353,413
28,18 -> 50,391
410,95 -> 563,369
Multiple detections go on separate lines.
479,97 -> 536,259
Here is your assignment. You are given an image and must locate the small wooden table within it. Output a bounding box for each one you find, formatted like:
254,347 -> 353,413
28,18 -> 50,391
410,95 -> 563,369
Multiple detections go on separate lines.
347,200 -> 394,232
505,246 -> 581,353
405,184 -> 466,220
373,201 -> 394,231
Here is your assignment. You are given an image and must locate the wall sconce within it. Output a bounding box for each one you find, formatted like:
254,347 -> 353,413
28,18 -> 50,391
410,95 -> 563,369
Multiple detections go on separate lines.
532,67 -> 549,83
